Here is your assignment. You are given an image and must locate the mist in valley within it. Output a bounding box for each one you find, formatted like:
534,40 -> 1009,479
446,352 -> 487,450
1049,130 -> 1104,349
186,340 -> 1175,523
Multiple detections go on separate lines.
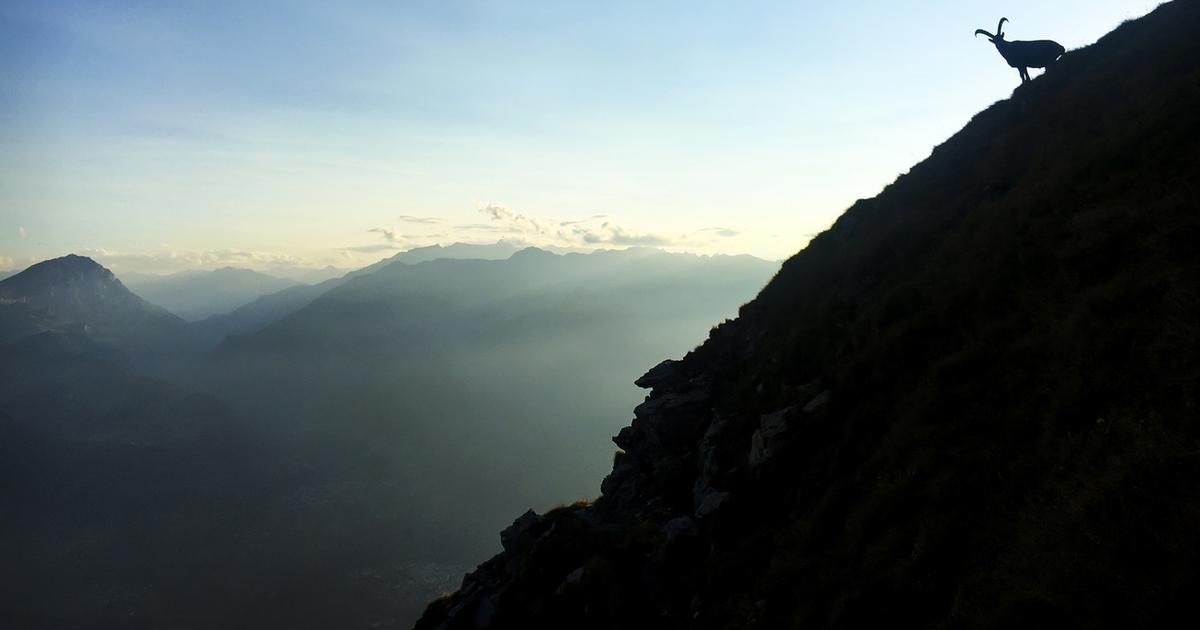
0,246 -> 777,628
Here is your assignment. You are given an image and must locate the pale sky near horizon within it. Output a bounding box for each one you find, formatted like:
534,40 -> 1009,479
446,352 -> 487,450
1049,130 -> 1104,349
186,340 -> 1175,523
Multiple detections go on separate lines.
0,0 -> 1161,275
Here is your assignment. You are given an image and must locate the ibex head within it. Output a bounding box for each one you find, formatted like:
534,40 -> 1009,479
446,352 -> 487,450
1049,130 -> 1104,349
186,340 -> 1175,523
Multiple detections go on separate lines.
975,17 -> 1009,43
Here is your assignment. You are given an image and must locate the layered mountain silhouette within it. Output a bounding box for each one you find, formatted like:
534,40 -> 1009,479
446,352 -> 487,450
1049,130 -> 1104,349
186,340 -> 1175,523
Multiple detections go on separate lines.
201,247 -> 778,563
417,3 -> 1200,628
122,267 -> 301,321
1,246 -> 777,629
190,242 -> 527,343
0,279 -> 278,627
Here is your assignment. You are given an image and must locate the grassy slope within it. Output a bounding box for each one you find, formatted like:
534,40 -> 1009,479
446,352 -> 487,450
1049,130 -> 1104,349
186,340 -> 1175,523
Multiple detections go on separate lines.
688,2 -> 1200,626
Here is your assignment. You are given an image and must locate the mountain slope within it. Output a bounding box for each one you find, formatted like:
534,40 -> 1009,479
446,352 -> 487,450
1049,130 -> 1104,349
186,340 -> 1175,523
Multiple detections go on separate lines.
417,3 -> 1200,629
190,242 -> 526,345
123,267 -> 300,321
0,255 -> 189,353
190,275 -> 348,344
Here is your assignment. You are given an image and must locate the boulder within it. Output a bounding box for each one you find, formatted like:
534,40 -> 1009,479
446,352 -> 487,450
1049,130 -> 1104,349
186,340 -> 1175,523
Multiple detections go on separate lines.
500,509 -> 542,553
748,406 -> 795,470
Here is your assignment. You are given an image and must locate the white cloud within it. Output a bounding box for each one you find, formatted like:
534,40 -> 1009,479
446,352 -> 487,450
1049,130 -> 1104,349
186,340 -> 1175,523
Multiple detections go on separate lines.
476,202 -> 675,249
368,226 -> 402,243
397,215 -> 442,224
567,222 -> 671,247
345,243 -> 402,253
478,203 -> 551,236
697,227 -> 741,238
18,227 -> 28,239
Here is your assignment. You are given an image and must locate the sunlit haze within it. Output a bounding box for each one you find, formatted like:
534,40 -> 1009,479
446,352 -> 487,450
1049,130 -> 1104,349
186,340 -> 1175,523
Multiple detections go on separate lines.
0,0 -> 1159,275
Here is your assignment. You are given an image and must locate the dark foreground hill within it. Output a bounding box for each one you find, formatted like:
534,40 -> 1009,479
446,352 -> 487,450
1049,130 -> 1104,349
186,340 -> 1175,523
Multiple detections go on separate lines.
417,3 -> 1200,629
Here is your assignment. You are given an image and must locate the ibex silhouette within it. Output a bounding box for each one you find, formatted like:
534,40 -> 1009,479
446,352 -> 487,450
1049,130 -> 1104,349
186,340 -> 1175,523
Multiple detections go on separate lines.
975,18 -> 1065,83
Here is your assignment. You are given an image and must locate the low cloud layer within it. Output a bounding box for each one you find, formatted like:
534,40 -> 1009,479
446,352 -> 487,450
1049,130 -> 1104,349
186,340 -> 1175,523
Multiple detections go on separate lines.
477,203 -> 674,249
80,248 -> 310,276
696,227 -> 741,238
67,206 -> 758,277
397,215 -> 442,225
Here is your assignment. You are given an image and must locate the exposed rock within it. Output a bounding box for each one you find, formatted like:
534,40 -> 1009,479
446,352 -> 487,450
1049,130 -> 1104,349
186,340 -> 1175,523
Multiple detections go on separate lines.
694,490 -> 730,520
748,406 -> 795,470
802,390 -> 831,413
632,388 -> 707,421
635,359 -> 683,389
499,509 -> 542,553
663,516 -> 697,543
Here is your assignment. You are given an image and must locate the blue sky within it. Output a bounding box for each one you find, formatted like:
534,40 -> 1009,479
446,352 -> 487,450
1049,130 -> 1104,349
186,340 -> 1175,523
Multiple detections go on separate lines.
0,0 -> 1161,275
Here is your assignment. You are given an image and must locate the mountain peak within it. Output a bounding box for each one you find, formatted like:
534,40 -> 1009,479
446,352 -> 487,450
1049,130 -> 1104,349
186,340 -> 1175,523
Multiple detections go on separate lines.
0,254 -> 187,352
4,254 -> 113,284
509,246 -> 554,259
0,255 -> 132,308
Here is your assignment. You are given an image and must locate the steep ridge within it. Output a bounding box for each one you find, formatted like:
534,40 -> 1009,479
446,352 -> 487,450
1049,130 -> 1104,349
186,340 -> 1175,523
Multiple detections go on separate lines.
417,3 -> 1200,629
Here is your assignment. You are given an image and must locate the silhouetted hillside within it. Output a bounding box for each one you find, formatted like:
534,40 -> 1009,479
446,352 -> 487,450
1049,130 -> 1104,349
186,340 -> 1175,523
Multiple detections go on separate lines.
418,3 -> 1200,628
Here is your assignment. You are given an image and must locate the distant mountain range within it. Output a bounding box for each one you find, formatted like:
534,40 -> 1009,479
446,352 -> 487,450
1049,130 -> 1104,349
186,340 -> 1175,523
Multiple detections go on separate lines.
205,246 -> 779,560
0,244 -> 779,629
122,267 -> 301,321
188,242 -> 532,343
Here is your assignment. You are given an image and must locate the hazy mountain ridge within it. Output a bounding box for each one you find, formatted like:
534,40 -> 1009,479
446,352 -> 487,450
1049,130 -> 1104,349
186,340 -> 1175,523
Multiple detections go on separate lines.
202,247 -> 779,567
345,241 -> 525,280
122,267 -> 301,321
189,275 -> 348,344
1,245 -> 779,629
417,3 -> 1200,628
189,242 -> 531,345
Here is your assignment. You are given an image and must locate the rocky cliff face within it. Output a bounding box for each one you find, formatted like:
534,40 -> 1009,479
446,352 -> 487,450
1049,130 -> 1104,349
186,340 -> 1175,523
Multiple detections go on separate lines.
416,2 -> 1200,628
